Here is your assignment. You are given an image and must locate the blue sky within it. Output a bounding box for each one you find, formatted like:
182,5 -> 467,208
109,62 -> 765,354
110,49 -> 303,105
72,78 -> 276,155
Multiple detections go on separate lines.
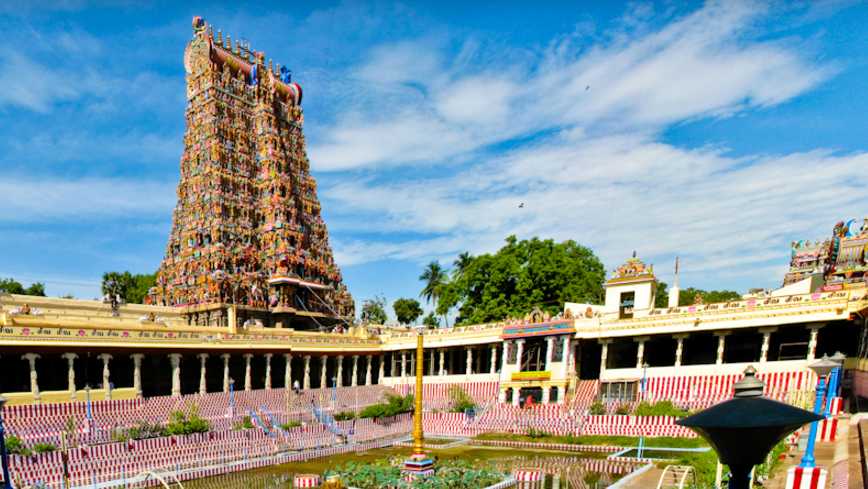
1,1 -> 867,319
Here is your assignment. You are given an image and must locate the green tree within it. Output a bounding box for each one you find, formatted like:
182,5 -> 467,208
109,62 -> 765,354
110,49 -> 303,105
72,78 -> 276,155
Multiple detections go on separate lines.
360,295 -> 388,324
679,287 -> 741,306
0,278 -> 46,296
419,261 -> 449,326
440,235 -> 605,325
655,281 -> 669,308
453,252 -> 473,279
392,298 -> 423,325
422,312 -> 440,328
101,272 -> 155,304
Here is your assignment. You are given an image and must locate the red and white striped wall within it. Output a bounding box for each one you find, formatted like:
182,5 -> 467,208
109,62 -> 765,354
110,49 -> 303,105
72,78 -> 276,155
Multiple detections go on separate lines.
818,417 -> 838,442
827,397 -> 843,416
785,466 -> 827,489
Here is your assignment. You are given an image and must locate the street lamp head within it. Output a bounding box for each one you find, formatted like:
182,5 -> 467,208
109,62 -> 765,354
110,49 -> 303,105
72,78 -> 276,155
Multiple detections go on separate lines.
830,351 -> 846,365
808,354 -> 838,378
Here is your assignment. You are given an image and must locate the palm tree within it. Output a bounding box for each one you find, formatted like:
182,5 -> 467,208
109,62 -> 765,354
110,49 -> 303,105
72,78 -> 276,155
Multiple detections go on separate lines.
419,261 -> 447,325
452,251 -> 473,279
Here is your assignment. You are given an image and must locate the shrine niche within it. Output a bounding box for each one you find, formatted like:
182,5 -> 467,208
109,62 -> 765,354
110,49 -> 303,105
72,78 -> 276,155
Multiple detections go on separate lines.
149,17 -> 354,323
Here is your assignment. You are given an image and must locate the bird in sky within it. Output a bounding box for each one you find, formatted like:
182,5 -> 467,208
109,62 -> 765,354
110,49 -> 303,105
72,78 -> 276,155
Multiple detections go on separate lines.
518,202 -> 525,208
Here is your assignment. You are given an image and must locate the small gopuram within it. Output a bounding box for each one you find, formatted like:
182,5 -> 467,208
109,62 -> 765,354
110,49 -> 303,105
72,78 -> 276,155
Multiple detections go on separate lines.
150,17 -> 353,328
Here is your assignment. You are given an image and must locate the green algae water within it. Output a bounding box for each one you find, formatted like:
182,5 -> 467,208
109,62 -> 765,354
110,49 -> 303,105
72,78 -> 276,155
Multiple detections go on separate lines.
184,445 -> 626,488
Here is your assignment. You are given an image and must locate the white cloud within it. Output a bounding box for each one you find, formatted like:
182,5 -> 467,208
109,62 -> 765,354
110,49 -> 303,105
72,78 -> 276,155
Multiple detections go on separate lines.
0,177 -> 175,222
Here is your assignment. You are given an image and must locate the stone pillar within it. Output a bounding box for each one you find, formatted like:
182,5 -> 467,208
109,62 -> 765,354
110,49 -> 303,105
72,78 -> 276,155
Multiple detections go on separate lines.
466,347 -> 474,375
715,333 -> 727,365
303,355 -> 311,390
502,341 -> 510,370
377,355 -> 384,384
807,325 -> 823,361
556,385 -> 564,405
545,337 -> 554,371
62,353 -> 78,399
541,386 -> 550,404
97,353 -> 112,400
599,340 -> 609,373
169,353 -> 182,397
365,355 -> 372,386
674,335 -> 686,367
198,353 -> 209,395
515,340 -> 525,372
131,354 -> 145,398
498,389 -> 506,403
635,337 -> 647,369
401,351 -> 407,378
284,353 -> 292,390
22,353 -> 40,402
428,350 -> 435,376
760,328 -> 776,363
221,354 -> 231,393
243,353 -> 253,391
351,355 -> 359,387
264,353 -> 273,389
511,387 -> 520,406
439,350 -> 446,376
336,355 -> 344,387
563,336 -> 573,374
490,344 -> 498,374
319,355 -> 327,389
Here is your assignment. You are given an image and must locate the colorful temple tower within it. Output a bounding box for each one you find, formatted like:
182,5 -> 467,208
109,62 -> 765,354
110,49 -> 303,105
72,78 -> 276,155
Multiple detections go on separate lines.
150,17 -> 354,327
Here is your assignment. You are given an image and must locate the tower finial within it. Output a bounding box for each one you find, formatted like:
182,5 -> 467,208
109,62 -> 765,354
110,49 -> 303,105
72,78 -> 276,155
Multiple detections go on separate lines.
217,30 -> 223,44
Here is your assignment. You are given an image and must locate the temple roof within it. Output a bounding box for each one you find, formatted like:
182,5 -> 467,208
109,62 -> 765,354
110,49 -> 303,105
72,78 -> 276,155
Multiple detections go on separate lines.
605,253 -> 656,285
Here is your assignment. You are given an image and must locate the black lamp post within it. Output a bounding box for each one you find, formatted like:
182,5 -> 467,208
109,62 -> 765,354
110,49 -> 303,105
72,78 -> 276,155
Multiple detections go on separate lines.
0,395 -> 12,489
677,366 -> 822,489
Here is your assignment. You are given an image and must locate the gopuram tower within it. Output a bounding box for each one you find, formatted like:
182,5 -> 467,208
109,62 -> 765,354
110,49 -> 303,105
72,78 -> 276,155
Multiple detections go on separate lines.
150,17 -> 354,329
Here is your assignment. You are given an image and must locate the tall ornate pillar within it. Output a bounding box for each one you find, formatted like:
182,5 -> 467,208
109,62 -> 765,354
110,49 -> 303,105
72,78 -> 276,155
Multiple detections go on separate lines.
599,340 -> 609,374
351,355 -> 359,387
401,351 -> 407,378
336,355 -> 344,387
807,325 -> 823,361
169,353 -> 182,397
466,347 -> 474,375
98,353 -> 113,399
62,353 -> 78,399
490,344 -> 498,374
243,353 -> 253,391
131,354 -> 145,398
673,335 -> 686,367
319,355 -> 327,389
563,336 -> 573,375
264,353 -> 273,389
545,337 -> 555,371
197,353 -> 208,395
303,355 -> 311,390
439,349 -> 446,376
635,337 -> 647,369
284,353 -> 292,390
715,333 -> 728,365
365,355 -> 372,386
760,328 -> 776,363
516,340 -> 525,372
377,355 -> 384,384
221,354 -> 231,393
502,341 -> 510,371
22,353 -> 40,403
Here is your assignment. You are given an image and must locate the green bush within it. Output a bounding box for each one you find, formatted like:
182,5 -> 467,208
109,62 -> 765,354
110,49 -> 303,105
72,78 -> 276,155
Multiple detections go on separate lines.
448,385 -> 477,413
634,400 -> 688,417
333,411 -> 357,421
32,443 -> 56,454
233,416 -> 255,430
589,400 -> 605,415
525,428 -> 550,439
615,404 -> 632,415
127,421 -> 166,440
165,405 -> 210,435
280,420 -> 302,430
5,435 -> 30,456
359,393 -> 414,419
327,459 -> 505,489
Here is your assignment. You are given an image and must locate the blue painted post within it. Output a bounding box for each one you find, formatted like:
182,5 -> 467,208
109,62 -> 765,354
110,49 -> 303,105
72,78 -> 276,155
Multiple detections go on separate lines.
824,367 -> 839,416
638,363 -> 648,459
799,377 -> 826,468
